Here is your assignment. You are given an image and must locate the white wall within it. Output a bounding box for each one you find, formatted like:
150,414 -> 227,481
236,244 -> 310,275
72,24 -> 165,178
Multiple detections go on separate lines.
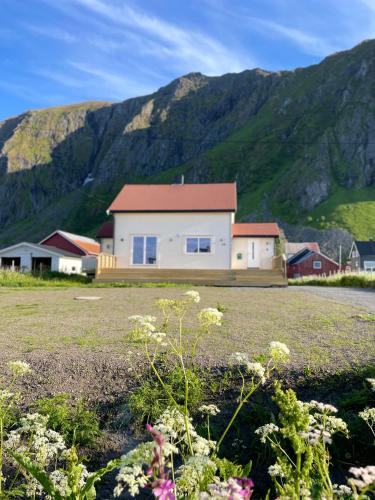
0,245 -> 59,271
100,238 -> 114,254
59,257 -> 82,274
0,245 -> 82,273
232,237 -> 276,269
113,212 -> 233,269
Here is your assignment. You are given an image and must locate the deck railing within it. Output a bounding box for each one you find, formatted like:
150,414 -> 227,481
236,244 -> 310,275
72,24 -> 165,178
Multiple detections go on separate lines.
96,253 -> 117,277
272,254 -> 287,277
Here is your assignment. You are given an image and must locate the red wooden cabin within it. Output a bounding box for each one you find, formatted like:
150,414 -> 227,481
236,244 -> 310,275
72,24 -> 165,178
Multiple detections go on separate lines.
287,248 -> 339,278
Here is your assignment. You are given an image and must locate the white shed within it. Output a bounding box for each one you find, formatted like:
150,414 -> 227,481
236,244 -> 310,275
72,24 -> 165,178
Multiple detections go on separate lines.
0,242 -> 82,274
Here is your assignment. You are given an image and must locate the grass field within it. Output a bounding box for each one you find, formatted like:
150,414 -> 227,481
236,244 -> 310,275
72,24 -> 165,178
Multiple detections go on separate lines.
0,286 -> 374,406
289,271 -> 375,288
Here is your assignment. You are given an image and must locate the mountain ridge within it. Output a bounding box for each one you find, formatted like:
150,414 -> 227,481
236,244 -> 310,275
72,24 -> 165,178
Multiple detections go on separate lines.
1,39 -> 375,259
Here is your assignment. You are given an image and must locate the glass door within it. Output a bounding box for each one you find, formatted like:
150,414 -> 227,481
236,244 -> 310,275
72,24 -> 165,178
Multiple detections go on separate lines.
132,236 -> 157,265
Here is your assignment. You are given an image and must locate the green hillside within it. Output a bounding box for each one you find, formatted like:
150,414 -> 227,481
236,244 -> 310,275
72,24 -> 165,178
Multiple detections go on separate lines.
0,40 -> 375,250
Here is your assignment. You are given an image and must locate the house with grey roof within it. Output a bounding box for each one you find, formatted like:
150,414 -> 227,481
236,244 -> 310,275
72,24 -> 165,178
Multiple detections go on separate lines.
349,241 -> 375,271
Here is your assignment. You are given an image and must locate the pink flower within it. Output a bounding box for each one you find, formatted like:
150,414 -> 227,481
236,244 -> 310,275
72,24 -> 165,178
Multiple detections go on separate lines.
232,477 -> 254,498
152,479 -> 176,500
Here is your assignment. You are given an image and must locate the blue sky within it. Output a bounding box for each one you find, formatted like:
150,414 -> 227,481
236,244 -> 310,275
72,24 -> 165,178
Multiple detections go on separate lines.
1,0 -> 375,120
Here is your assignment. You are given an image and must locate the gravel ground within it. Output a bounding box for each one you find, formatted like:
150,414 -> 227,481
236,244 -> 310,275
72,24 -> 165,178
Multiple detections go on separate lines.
0,285 -> 373,498
0,285 -> 374,403
291,286 -> 375,312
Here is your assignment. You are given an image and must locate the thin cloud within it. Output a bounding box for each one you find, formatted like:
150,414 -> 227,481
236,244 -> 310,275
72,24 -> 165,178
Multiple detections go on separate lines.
69,0 -> 253,74
23,23 -> 78,43
68,61 -> 155,98
250,18 -> 338,57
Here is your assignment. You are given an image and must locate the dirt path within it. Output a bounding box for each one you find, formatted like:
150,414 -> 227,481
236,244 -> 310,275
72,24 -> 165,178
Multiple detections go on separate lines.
292,286 -> 375,313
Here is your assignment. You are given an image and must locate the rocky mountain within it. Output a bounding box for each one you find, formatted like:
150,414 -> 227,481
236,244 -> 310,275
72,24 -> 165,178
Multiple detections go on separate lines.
1,39 -> 375,258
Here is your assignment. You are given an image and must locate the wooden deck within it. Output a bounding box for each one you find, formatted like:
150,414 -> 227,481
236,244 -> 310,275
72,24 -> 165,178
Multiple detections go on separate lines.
94,268 -> 287,287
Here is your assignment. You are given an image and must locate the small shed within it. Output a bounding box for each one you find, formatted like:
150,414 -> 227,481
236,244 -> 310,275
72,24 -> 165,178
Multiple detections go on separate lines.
0,242 -> 82,274
349,241 -> 375,271
39,230 -> 100,256
287,249 -> 339,278
286,242 -> 320,260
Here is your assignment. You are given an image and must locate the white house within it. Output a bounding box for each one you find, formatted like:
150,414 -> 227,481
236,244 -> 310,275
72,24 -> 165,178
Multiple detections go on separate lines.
103,182 -> 281,271
0,242 -> 82,274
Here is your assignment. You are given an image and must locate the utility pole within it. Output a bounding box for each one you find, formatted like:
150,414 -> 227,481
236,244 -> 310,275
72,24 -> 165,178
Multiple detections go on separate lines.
339,244 -> 342,272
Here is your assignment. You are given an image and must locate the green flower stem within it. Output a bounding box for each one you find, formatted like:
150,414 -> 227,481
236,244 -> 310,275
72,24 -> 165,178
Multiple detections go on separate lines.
144,345 -> 178,409
179,354 -> 194,456
295,452 -> 301,498
217,380 -> 259,450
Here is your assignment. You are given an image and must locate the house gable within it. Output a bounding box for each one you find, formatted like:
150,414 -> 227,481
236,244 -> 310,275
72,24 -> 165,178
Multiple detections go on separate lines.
40,230 -> 100,256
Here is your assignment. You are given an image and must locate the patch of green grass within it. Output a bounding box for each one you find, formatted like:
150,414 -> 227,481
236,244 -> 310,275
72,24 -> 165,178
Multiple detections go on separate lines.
289,272 -> 375,288
0,270 -> 91,288
352,313 -> 375,322
309,186 -> 375,239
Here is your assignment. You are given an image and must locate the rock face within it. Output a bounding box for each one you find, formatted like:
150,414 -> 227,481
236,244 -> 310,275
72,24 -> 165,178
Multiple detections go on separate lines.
1,40 -> 375,246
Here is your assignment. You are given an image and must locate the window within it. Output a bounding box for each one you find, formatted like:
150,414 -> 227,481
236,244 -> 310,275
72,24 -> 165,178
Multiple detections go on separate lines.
186,237 -> 212,254
72,266 -> 76,271
313,261 -> 322,269
132,236 -> 157,265
364,261 -> 375,271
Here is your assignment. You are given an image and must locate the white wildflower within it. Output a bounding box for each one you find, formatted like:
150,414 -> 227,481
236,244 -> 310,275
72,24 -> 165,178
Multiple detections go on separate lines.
199,404 -> 220,416
255,423 -> 279,443
114,464 -> 149,497
128,314 -> 166,343
0,389 -> 14,403
230,352 -> 250,366
8,360 -> 32,376
200,477 -> 254,499
366,378 -> 375,391
192,435 -> 216,456
185,290 -> 201,303
49,470 -> 69,496
332,484 -> 352,497
269,341 -> 290,362
198,308 -> 223,327
245,362 -> 266,384
349,465 -> 375,489
177,456 -> 217,497
4,413 -> 66,466
300,427 -> 332,445
268,463 -> 285,478
359,407 -> 375,424
308,400 -> 338,414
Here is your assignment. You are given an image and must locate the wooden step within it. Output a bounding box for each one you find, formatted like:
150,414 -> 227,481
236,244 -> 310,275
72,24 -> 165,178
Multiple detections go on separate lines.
95,267 -> 287,287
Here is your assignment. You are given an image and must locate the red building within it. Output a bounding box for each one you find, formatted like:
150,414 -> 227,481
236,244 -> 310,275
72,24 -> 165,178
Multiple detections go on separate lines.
39,230 -> 100,256
287,248 -> 339,278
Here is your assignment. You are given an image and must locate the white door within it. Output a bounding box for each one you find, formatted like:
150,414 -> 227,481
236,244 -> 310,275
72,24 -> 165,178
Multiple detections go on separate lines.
248,239 -> 260,268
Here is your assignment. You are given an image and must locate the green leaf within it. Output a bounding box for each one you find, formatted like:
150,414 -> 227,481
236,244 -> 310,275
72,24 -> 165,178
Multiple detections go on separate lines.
80,458 -> 122,496
10,451 -> 63,500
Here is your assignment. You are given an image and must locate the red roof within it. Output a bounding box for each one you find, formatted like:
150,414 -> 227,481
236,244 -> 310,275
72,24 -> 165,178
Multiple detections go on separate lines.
40,231 -> 100,256
108,183 -> 237,213
286,242 -> 320,255
96,221 -> 114,239
71,239 -> 100,255
232,223 -> 280,237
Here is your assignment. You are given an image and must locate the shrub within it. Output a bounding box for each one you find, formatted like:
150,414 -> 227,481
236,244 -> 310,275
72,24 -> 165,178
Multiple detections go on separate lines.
128,365 -> 204,425
33,393 -> 101,447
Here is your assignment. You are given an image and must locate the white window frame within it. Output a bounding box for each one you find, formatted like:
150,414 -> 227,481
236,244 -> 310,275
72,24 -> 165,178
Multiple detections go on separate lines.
364,260 -> 375,271
131,235 -> 158,266
184,236 -> 214,255
313,260 -> 322,269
